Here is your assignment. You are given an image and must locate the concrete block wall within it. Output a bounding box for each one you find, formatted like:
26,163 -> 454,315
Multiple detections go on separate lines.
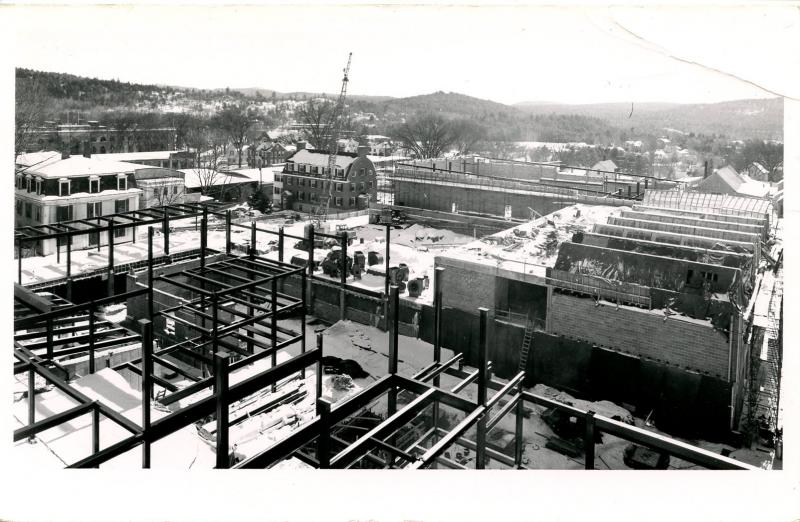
436,259 -> 496,313
549,292 -> 732,379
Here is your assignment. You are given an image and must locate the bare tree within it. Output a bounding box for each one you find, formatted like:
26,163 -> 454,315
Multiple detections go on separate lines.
391,114 -> 455,159
450,118 -> 487,155
294,98 -> 334,149
216,105 -> 252,168
15,75 -> 45,160
187,123 -> 235,198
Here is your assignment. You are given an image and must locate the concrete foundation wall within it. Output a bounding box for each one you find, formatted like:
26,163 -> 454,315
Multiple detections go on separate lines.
549,292 -> 732,379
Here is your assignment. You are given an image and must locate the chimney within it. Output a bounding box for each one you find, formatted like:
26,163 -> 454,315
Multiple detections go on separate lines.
83,140 -> 92,158
703,160 -> 709,179
297,141 -> 306,151
61,149 -> 70,160
357,145 -> 369,158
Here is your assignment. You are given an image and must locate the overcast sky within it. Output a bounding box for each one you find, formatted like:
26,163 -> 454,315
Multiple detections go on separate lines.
7,4 -> 800,105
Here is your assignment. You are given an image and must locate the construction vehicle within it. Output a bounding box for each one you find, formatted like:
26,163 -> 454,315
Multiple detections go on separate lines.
321,248 -> 356,279
312,53 -> 352,226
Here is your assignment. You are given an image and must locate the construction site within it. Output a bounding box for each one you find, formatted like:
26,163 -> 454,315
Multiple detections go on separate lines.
11,181 -> 783,469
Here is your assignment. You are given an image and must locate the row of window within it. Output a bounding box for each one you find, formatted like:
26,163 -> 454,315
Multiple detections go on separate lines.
16,198 -> 131,225
16,174 -> 129,197
294,192 -> 356,206
283,177 -> 373,191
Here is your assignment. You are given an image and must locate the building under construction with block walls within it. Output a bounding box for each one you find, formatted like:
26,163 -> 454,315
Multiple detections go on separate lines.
11,194 -> 775,470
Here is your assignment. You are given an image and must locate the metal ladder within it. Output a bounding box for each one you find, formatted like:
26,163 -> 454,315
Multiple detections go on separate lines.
518,317 -> 535,374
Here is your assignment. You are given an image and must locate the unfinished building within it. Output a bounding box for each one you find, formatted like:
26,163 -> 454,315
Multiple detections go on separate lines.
389,157 -> 677,221
11,198 -> 762,470
434,190 -> 781,442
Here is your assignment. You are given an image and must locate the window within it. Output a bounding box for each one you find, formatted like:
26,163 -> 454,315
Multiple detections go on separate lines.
173,185 -> 178,195
311,166 -> 318,175
335,168 -> 344,177
701,271 -> 718,282
368,180 -> 374,189
26,176 -> 32,193
358,182 -> 364,192
335,183 -> 343,192
349,197 -> 356,206
16,175 -> 23,190
359,168 -> 365,176
56,205 -> 73,222
286,177 -> 293,186
349,183 -> 355,192
89,176 -> 100,193
87,202 -> 102,218
299,164 -> 306,173
35,178 -> 42,195
310,179 -> 317,188
24,202 -> 32,218
368,169 -> 374,176
117,174 -> 127,191
274,186 -> 280,195
34,206 -> 41,222
16,200 -> 22,215
335,197 -> 343,207
59,179 -> 70,197
115,199 -> 129,213
299,178 -> 305,187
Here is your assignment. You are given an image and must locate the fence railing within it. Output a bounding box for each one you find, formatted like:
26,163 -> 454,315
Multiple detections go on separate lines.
547,270 -> 651,308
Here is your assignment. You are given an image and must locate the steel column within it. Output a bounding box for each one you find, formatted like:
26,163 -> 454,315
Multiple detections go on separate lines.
340,232 -> 347,321
271,278 -> 278,392
515,381 -> 524,468
315,332 -> 324,401
278,226 -> 284,263
300,271 -> 307,378
140,319 -> 153,468
88,300 -> 96,374
28,368 -> 35,442
384,224 -> 390,297
107,221 -> 114,297
316,396 -> 333,469
584,410 -> 595,470
476,307 -> 489,469
147,227 -> 154,319
215,352 -> 231,468
17,238 -> 22,285
162,211 -> 170,256
250,221 -> 257,258
225,210 -> 232,255
92,406 -> 100,463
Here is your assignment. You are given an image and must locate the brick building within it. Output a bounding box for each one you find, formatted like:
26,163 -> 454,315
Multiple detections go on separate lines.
281,145 -> 377,213
27,121 -> 177,156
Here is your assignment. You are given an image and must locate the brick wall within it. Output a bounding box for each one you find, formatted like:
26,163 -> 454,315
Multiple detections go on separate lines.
549,292 -> 732,379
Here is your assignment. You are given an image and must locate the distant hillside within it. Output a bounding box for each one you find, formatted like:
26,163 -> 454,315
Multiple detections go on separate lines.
233,87 -> 395,103
515,98 -> 783,141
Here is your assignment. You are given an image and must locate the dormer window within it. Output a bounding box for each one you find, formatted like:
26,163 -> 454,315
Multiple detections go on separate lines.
16,174 -> 23,190
89,176 -> 100,194
117,174 -> 127,191
58,178 -> 70,197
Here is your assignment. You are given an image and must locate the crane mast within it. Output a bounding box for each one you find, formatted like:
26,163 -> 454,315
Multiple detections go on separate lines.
314,52 -> 352,225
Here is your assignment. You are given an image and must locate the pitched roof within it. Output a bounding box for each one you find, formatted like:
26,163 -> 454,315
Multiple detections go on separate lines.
285,149 -> 359,170
93,151 -> 183,162
179,169 -> 255,189
591,160 -> 617,172
16,152 -> 144,178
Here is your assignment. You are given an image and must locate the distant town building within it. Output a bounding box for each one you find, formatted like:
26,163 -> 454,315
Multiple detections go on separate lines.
94,150 -> 195,170
696,165 -> 770,199
281,145 -> 377,213
591,159 -> 617,173
27,121 -> 177,155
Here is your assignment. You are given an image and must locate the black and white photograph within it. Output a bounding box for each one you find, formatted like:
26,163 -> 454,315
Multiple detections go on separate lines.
2,2 -> 798,521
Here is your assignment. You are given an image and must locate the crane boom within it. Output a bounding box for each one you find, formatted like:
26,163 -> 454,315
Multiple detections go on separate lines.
313,52 -> 352,225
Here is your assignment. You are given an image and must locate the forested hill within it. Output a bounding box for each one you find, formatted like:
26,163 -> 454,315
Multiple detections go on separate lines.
351,91 -> 621,143
515,98 -> 784,141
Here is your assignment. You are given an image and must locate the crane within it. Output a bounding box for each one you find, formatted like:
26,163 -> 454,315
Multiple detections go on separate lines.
313,52 -> 352,226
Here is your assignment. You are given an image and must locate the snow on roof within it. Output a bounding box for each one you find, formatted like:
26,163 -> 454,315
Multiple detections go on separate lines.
17,154 -> 144,178
286,149 -> 359,170
438,204 -> 627,277
15,151 -> 61,168
179,168 -> 256,189
227,167 -> 277,184
591,159 -> 617,172
93,150 -> 183,162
